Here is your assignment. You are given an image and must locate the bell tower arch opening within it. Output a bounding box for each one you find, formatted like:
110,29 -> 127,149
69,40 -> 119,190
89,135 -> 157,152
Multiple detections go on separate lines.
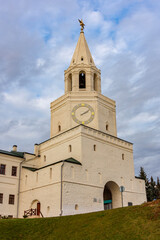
79,71 -> 86,89
103,181 -> 121,210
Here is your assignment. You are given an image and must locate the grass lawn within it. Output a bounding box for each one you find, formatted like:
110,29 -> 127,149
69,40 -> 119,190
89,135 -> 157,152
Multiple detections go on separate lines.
0,200 -> 160,240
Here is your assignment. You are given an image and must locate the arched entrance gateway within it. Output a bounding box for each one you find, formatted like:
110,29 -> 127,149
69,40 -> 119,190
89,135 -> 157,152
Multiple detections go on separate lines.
103,181 -> 121,210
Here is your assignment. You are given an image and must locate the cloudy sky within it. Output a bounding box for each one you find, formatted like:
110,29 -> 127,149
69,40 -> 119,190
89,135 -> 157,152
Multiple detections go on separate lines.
0,0 -> 160,179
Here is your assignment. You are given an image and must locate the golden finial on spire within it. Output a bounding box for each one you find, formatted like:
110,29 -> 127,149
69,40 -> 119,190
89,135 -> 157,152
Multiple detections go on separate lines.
78,19 -> 85,32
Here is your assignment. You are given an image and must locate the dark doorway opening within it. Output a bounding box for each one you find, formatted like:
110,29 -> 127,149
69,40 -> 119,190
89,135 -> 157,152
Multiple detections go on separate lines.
103,186 -> 112,210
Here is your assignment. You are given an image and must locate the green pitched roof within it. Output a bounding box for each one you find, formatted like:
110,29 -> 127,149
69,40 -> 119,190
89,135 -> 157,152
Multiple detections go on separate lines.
23,157 -> 82,172
0,149 -> 24,158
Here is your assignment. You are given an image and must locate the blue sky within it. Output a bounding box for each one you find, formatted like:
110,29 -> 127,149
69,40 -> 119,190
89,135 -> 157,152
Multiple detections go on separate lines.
0,0 -> 160,179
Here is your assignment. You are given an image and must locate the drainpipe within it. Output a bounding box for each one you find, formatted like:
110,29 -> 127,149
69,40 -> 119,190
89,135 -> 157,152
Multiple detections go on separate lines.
17,158 -> 25,218
60,161 -> 64,216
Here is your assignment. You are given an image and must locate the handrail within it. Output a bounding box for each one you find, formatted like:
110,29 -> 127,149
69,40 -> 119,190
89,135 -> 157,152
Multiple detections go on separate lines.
40,211 -> 44,218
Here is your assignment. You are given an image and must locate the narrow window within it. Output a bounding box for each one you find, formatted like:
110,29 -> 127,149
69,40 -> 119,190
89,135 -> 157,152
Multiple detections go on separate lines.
93,144 -> 96,151
36,172 -> 38,182
106,124 -> 109,131
11,166 -> 17,176
69,145 -> 72,152
0,164 -> 6,175
44,155 -> 46,162
9,195 -> 15,205
81,57 -> 83,61
50,168 -> 52,179
75,204 -> 78,210
79,72 -> 86,89
122,154 -> 124,160
0,193 -> 3,204
58,125 -> 61,132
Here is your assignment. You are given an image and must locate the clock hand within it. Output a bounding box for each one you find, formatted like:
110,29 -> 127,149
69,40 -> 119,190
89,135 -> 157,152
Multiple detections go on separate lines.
81,109 -> 89,116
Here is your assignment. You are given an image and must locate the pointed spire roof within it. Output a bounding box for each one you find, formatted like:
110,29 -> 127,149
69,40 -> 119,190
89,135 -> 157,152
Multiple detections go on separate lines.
69,29 -> 95,67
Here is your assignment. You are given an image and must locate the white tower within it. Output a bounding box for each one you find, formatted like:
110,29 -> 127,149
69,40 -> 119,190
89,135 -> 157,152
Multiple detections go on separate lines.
50,23 -> 117,137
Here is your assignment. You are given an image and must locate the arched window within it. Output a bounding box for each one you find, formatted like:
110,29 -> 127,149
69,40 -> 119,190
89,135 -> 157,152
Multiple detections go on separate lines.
106,124 -> 109,131
122,154 -> 124,160
68,74 -> 72,91
79,71 -> 86,89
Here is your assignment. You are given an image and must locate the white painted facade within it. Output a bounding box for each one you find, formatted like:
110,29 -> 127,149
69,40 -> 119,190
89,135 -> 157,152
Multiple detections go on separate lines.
0,26 -> 146,218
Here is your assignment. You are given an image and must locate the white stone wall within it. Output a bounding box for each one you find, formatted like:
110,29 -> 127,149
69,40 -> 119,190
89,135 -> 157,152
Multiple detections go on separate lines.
0,154 -> 22,218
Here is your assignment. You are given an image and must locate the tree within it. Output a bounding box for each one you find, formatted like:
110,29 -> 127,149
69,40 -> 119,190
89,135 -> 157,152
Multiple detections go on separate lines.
139,167 -> 147,181
139,167 -> 160,201
156,177 -> 160,199
139,167 -> 150,201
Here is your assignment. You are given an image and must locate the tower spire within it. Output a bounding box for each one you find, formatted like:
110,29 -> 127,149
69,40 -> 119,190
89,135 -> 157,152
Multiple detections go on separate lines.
69,20 -> 95,67
64,21 -> 101,93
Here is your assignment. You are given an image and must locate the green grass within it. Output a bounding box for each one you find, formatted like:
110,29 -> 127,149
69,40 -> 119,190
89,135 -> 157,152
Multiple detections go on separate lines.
0,201 -> 160,240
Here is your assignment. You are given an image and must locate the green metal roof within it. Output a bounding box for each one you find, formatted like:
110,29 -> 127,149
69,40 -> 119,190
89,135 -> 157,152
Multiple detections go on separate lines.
0,149 -> 24,158
22,157 -> 82,172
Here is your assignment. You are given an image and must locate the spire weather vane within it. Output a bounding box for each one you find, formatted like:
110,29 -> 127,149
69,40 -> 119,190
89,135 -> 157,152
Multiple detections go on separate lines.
78,19 -> 85,31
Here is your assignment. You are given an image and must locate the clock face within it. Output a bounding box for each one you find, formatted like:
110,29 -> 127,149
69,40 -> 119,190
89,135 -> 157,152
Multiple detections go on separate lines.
71,103 -> 95,124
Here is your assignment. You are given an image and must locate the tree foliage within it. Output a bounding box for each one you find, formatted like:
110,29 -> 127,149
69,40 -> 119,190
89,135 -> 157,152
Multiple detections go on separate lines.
139,167 -> 160,202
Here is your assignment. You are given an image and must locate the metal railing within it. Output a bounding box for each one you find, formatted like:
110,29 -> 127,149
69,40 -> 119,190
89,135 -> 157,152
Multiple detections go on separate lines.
24,208 -> 37,217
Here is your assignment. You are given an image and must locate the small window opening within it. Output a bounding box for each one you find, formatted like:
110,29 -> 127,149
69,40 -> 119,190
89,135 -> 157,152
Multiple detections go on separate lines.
81,57 -> 83,61
122,154 -> 124,160
50,168 -> 52,179
9,195 -> 15,205
93,144 -> 96,151
106,124 -> 108,131
0,164 -> 6,175
0,193 -> 3,204
79,72 -> 86,89
44,155 -> 46,162
11,166 -> 17,176
90,58 -> 92,63
73,59 -> 75,63
75,204 -> 78,210
36,172 -> 38,182
69,145 -> 72,152
128,202 -> 133,206
58,125 -> 61,132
